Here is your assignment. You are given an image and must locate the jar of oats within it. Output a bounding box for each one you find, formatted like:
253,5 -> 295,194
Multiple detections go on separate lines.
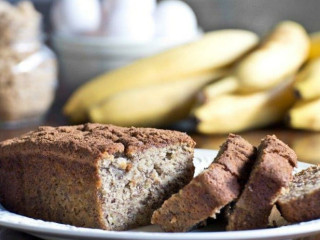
0,1 -> 57,128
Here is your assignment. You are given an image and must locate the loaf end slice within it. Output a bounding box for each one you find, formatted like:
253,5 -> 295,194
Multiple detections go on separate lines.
227,135 -> 297,231
0,123 -> 195,230
151,133 -> 256,232
277,165 -> 320,223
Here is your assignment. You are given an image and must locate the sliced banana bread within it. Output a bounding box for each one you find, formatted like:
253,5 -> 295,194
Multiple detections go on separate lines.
227,135 -> 297,230
0,123 -> 195,230
277,165 -> 320,223
151,134 -> 256,232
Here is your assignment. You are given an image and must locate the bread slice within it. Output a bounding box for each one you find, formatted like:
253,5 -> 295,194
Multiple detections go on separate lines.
277,165 -> 320,223
0,123 -> 195,230
227,135 -> 297,230
151,134 -> 256,232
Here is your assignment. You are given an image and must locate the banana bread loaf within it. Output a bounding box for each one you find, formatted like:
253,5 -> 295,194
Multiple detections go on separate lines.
227,135 -> 297,230
151,134 -> 256,232
277,165 -> 320,223
0,123 -> 195,230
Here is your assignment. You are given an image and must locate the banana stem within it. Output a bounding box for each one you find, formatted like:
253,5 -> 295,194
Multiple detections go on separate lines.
201,76 -> 239,102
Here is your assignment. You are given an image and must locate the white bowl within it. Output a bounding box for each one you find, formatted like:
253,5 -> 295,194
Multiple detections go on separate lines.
52,33 -> 202,91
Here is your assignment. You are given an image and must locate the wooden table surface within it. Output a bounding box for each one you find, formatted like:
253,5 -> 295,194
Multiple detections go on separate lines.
0,97 -> 320,239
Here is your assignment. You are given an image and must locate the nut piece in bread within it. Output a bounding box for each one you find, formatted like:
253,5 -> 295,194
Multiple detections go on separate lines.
227,135 -> 297,230
0,123 -> 195,231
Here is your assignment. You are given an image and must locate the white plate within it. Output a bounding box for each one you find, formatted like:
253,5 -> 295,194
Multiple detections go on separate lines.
0,149 -> 317,240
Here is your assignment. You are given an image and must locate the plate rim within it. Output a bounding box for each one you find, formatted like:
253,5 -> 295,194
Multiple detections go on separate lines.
0,148 -> 317,240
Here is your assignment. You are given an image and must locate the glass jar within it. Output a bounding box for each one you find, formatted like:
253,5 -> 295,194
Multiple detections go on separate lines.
0,46 -> 57,128
0,1 -> 57,128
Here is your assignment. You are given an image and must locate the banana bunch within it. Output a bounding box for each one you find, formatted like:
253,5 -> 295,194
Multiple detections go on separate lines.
64,30 -> 259,126
193,21 -> 310,134
90,70 -> 227,127
194,78 -> 296,134
64,20 -> 316,133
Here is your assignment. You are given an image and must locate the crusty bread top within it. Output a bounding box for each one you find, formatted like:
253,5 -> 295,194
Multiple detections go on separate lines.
0,123 -> 195,163
259,135 -> 297,168
215,133 -> 256,182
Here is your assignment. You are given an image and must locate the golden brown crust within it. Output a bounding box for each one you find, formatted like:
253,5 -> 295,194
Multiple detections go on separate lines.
227,135 -> 297,230
0,147 -> 105,229
215,133 -> 257,183
0,123 -> 195,160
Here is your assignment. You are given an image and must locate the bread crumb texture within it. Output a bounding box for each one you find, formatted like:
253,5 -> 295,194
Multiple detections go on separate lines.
277,165 -> 320,223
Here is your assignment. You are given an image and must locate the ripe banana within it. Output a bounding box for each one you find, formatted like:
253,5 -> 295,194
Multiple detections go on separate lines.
309,32 -> 320,60
193,78 -> 295,134
89,70 -> 226,127
201,21 -> 309,98
294,58 -> 320,100
198,76 -> 238,103
288,98 -> 320,131
64,30 -> 259,123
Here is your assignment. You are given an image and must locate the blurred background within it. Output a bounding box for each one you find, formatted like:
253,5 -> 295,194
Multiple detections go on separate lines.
5,0 -> 320,91
12,0 -> 319,94
7,0 -> 320,34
